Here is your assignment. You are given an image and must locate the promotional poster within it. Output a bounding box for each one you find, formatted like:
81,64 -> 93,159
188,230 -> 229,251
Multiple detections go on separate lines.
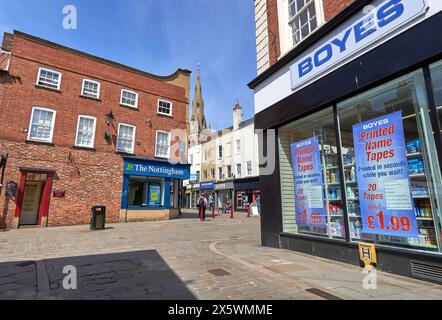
352,112 -> 419,237
291,137 -> 327,228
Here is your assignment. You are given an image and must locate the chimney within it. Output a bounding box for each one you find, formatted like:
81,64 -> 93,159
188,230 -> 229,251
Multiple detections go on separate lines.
233,101 -> 243,131
1,33 -> 14,52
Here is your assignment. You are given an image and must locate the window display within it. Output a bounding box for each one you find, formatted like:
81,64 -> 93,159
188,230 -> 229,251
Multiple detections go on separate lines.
280,69 -> 442,253
128,177 -> 165,208
337,70 -> 442,252
280,107 -> 346,240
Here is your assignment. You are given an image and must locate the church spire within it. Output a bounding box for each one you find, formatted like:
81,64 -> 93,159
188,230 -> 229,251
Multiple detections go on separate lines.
191,64 -> 207,130
189,64 -> 208,147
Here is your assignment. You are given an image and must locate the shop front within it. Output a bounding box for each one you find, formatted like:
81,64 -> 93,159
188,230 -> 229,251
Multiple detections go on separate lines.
120,157 -> 190,222
250,0 -> 442,282
234,177 -> 260,212
214,181 -> 234,212
200,181 -> 215,201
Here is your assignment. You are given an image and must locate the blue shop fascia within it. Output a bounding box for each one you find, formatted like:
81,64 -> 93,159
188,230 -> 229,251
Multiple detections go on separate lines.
120,157 -> 190,222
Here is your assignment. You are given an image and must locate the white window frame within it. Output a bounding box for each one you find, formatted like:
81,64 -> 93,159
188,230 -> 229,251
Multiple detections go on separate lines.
81,79 -> 101,99
116,123 -> 136,154
27,107 -> 57,143
203,150 -> 208,163
75,115 -> 97,149
155,130 -> 171,159
236,163 -> 242,177
236,139 -> 241,154
120,89 -> 139,109
277,0 -> 325,55
36,67 -> 62,90
247,161 -> 253,176
157,99 -> 173,117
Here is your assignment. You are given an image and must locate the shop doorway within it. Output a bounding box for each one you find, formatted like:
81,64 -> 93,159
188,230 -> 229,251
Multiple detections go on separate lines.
20,181 -> 44,226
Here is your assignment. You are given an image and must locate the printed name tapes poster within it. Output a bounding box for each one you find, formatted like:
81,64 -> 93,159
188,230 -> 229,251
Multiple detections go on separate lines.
291,137 -> 326,228
352,111 -> 418,237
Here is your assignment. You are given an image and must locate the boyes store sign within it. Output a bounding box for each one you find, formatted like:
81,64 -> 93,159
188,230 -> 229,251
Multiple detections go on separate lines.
290,0 -> 428,91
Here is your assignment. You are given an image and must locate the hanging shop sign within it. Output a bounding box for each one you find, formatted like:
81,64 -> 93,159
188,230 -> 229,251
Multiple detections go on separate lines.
200,181 -> 215,190
290,0 -> 429,92
291,137 -> 327,228
352,111 -> 419,237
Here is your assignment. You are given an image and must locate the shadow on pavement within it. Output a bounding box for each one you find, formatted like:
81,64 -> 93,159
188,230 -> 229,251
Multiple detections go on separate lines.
0,250 -> 196,300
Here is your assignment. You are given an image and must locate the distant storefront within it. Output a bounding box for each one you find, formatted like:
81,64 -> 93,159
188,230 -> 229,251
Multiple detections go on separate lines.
120,157 -> 190,222
214,181 -> 234,211
234,177 -> 260,211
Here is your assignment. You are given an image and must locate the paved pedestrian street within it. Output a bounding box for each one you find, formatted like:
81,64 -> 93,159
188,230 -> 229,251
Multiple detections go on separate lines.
0,211 -> 441,300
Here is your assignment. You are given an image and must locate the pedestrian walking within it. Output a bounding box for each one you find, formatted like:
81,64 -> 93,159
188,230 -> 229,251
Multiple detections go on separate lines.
198,195 -> 208,221
256,195 -> 261,214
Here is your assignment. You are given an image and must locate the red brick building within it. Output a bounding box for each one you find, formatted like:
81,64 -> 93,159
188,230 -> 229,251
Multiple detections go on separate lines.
0,31 -> 191,229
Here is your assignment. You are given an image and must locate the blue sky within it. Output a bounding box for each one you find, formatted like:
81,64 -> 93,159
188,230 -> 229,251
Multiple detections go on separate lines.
0,0 -> 257,130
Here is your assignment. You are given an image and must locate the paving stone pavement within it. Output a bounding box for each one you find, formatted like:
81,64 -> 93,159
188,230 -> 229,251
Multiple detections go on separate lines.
0,211 -> 441,300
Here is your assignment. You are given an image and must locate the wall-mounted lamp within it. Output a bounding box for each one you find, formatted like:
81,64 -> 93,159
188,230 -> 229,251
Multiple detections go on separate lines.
146,119 -> 152,128
105,111 -> 115,143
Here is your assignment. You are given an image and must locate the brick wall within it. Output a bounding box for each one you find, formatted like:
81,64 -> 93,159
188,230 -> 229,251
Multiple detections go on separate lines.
266,0 -> 281,66
323,0 -> 355,22
0,32 -> 190,228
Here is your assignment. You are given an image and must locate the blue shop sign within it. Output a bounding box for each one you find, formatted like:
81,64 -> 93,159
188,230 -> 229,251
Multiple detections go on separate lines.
200,181 -> 215,190
124,158 -> 190,180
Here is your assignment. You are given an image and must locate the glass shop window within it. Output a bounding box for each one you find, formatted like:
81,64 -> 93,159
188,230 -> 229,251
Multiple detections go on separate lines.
128,177 -> 165,208
338,70 -> 442,253
279,107 -> 346,240
128,178 -> 147,207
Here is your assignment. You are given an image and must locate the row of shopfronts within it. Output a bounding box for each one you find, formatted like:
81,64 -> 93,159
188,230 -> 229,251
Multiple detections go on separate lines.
184,177 -> 260,212
250,0 -> 442,281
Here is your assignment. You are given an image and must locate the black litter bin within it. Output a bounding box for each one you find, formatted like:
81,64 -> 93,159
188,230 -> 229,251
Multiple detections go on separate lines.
90,205 -> 106,230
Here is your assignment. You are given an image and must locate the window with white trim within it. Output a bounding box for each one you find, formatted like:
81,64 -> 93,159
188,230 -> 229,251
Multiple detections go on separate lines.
28,107 -> 56,142
157,99 -> 172,116
288,0 -> 318,45
36,68 -> 62,90
218,167 -> 223,180
247,161 -> 253,176
75,116 -> 97,148
236,139 -> 241,154
227,165 -> 232,178
120,89 -> 138,108
155,131 -> 171,158
236,164 -> 242,177
203,150 -> 208,163
116,123 -> 136,154
82,79 -> 100,99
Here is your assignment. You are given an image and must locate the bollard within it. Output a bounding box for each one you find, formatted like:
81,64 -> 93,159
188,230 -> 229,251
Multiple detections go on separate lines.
230,204 -> 234,219
200,206 -> 204,222
212,205 -> 215,220
247,204 -> 251,218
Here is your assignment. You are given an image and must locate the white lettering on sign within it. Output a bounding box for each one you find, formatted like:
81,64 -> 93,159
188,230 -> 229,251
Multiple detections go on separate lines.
128,164 -> 185,177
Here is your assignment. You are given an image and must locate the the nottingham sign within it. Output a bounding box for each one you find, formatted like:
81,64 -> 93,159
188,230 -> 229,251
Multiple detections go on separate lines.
124,158 -> 190,180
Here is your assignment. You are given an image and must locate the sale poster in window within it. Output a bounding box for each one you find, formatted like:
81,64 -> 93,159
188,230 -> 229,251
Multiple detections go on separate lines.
352,111 -> 418,237
291,137 -> 327,228
149,184 -> 162,207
